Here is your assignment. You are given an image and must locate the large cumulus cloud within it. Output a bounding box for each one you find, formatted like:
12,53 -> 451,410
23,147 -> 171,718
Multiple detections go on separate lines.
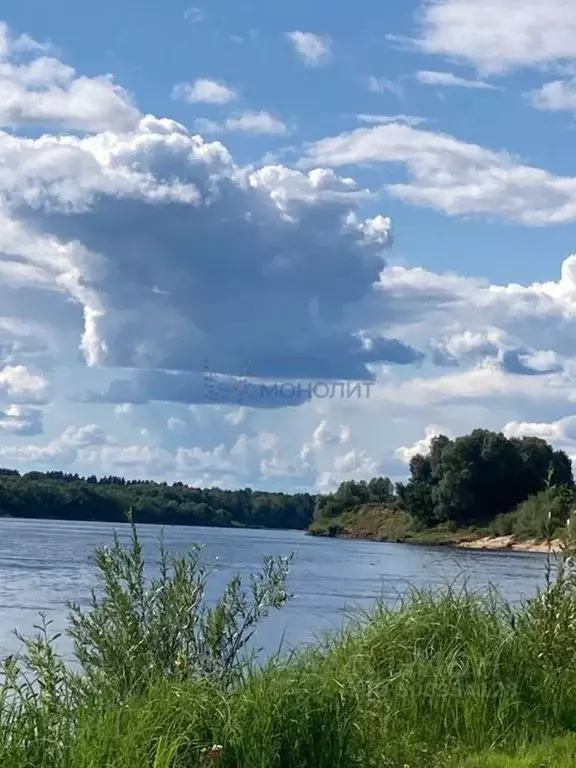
2,15 -> 575,434
0,114 -> 423,395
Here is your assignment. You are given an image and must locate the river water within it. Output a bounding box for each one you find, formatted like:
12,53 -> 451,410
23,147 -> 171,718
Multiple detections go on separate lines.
0,518 -> 551,661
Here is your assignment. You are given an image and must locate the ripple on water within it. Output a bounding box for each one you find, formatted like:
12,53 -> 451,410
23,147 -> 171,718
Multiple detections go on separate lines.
0,519 -> 548,660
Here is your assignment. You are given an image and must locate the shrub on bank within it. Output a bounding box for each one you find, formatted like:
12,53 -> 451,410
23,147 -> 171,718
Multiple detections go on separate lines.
491,485 -> 574,540
308,504 -> 420,541
3,522 -> 576,766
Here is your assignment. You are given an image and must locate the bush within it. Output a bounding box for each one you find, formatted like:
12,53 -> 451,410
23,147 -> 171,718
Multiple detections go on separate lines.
66,521 -> 293,698
491,486 -> 574,540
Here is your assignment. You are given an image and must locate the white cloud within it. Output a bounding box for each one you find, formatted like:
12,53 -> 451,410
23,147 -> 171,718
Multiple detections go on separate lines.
0,423 -> 213,478
0,405 -> 43,436
368,76 -> 403,97
54,430 -> 287,485
91,444 -> 177,476
114,403 -> 133,417
503,417 -> 576,442
416,70 -> 498,90
176,432 -> 285,482
224,407 -> 249,426
317,449 -> 380,491
260,455 -> 300,478
0,440 -> 73,465
300,419 -> 350,460
0,23 -> 139,132
60,424 -> 109,446
432,328 -> 509,365
0,75 -> 140,133
254,431 -> 279,452
194,110 -> 288,135
0,423 -> 108,464
286,31 -> 331,66
350,213 -> 393,245
395,424 -> 449,463
250,165 -> 371,206
0,366 -> 49,404
167,416 -> 186,430
296,420 -> 393,491
171,78 -> 237,104
176,443 -> 236,473
301,120 -> 576,225
377,252 -> 576,371
503,416 -> 576,464
416,0 -> 576,75
529,79 -> 576,112
0,22 -> 53,58
0,315 -> 56,365
374,363 -> 562,409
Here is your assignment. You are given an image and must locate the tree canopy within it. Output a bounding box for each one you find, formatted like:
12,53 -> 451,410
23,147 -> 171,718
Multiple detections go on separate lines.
315,477 -> 396,519
315,429 -> 574,529
0,470 -> 315,529
396,429 -> 573,525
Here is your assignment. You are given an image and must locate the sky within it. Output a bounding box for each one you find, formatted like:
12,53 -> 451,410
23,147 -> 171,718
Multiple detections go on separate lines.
1,0 -> 576,492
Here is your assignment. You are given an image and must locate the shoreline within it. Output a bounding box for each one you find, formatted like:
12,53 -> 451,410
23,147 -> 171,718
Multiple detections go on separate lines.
307,529 -> 563,554
453,534 -> 561,554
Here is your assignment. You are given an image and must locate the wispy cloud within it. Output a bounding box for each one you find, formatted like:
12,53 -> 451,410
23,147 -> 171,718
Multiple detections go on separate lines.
184,7 -> 204,23
286,31 -> 331,66
300,120 -> 576,225
356,114 -> 428,127
416,70 -> 499,90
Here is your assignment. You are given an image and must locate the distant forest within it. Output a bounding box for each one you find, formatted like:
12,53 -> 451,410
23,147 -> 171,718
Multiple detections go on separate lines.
0,429 -> 572,532
0,469 -> 315,529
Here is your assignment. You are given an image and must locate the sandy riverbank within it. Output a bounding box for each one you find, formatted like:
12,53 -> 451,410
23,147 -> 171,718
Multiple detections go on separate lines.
455,535 -> 562,554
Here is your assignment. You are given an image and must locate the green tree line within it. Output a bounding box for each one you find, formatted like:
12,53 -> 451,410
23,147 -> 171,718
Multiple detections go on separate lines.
0,429 -> 572,532
315,429 -> 575,528
0,469 -> 315,529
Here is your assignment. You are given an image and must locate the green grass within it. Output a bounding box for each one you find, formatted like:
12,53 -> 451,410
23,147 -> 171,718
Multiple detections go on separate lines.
459,735 -> 576,767
2,522 -> 576,766
308,504 -> 425,541
307,504 -> 491,546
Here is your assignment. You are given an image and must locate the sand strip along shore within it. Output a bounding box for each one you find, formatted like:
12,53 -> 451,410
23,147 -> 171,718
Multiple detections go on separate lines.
455,535 -> 561,554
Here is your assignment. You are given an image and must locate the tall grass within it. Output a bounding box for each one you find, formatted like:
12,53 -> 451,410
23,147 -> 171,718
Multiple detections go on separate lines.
2,519 -> 576,766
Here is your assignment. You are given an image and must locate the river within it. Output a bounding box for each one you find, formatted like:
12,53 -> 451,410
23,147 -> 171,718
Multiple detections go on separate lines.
0,518 -> 551,661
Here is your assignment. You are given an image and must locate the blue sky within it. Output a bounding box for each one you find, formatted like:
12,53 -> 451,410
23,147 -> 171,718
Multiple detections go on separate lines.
1,0 -> 576,492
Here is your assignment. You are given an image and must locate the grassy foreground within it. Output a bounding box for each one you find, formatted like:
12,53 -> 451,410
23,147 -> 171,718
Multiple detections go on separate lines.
3,524 -> 576,766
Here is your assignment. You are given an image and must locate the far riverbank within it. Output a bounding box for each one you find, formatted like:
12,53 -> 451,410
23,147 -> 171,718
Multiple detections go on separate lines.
310,528 -> 561,554
307,505 -> 565,554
